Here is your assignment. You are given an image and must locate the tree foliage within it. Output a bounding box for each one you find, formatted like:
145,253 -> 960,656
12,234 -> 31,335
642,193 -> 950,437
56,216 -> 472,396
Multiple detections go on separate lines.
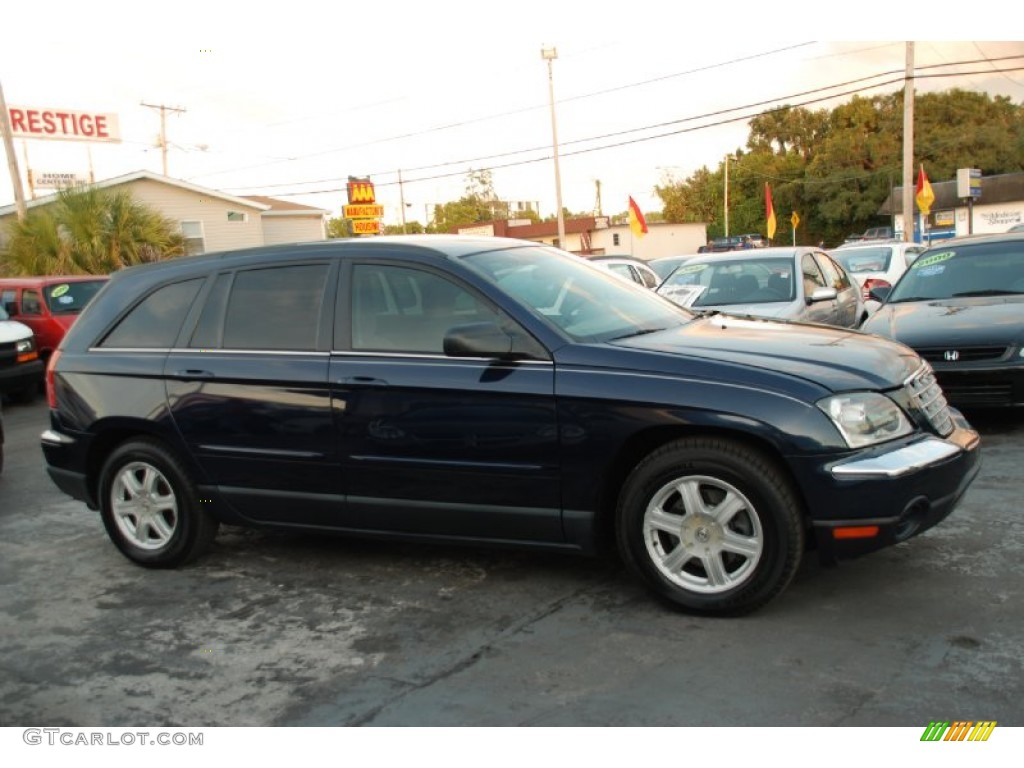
1,186 -> 184,275
655,89 -> 1024,247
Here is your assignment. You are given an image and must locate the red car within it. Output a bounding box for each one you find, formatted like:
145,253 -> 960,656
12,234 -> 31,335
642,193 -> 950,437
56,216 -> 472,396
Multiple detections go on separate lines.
0,275 -> 108,362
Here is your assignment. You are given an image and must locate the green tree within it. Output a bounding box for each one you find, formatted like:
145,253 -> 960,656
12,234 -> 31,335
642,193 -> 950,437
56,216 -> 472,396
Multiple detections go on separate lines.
655,89 -> 1024,247
1,186 -> 184,275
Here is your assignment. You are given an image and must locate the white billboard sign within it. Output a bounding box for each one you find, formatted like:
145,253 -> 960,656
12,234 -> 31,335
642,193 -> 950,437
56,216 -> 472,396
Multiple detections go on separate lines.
8,106 -> 121,143
32,171 -> 90,188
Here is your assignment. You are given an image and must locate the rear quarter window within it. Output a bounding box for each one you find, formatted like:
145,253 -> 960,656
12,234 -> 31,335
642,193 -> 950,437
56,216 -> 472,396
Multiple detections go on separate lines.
99,279 -> 205,348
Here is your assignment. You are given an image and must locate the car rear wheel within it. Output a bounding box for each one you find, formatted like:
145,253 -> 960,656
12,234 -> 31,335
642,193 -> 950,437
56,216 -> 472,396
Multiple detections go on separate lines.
617,437 -> 804,615
98,439 -> 218,567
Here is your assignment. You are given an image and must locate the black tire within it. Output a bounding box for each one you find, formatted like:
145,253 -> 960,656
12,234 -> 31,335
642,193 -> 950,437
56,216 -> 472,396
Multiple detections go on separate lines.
98,439 -> 218,567
616,437 -> 804,615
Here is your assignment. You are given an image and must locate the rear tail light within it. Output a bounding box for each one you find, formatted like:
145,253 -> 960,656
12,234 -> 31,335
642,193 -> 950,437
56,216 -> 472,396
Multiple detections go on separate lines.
46,349 -> 62,408
862,278 -> 891,301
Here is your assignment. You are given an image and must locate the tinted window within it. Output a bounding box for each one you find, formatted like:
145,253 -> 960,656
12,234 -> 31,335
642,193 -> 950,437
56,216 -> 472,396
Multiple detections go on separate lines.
222,264 -> 329,351
189,273 -> 232,349
350,265 -> 500,353
100,279 -> 204,348
44,280 -> 107,314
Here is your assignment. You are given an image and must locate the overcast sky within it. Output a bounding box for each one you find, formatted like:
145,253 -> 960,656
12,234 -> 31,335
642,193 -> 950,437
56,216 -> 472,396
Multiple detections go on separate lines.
2,1 -> 1023,226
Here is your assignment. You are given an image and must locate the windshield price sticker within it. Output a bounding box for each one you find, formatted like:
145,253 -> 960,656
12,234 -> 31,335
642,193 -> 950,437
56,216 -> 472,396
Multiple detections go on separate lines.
912,251 -> 955,270
50,284 -> 70,298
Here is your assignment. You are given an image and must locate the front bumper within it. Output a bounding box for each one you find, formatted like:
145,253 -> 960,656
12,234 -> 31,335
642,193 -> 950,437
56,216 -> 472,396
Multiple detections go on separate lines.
0,359 -> 44,395
793,410 -> 981,563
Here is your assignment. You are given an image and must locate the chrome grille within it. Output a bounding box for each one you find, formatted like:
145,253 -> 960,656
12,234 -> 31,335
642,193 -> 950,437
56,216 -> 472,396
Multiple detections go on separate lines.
916,346 -> 1008,363
904,364 -> 954,436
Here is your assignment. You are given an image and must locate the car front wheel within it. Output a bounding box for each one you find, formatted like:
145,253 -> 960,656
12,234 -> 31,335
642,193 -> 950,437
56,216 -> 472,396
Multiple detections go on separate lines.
98,439 -> 218,567
617,437 -> 804,615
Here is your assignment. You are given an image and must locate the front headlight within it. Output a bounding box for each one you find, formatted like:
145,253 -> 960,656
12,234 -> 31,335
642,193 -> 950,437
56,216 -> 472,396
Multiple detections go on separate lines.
817,392 -> 913,449
15,337 -> 38,363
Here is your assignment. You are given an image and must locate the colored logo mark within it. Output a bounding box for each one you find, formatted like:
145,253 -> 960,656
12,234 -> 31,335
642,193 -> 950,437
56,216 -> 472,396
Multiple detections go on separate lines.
920,721 -> 997,741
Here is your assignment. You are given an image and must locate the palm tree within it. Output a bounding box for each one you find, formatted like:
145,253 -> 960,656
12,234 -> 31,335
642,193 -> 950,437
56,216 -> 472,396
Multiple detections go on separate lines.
0,186 -> 185,275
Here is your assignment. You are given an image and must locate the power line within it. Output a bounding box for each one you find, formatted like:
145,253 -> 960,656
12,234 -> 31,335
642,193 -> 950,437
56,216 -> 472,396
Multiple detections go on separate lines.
192,43 -> 817,182
233,61 -> 1024,198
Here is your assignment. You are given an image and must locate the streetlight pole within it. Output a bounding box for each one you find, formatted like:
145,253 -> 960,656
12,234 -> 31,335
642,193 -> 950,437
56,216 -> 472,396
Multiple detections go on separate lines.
541,45 -> 566,249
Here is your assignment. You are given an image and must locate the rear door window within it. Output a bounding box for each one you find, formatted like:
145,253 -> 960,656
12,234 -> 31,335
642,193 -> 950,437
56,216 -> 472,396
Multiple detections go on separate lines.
221,264 -> 329,351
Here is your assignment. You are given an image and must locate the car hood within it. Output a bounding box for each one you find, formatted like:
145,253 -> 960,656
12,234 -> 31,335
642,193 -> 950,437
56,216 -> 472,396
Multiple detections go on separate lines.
0,319 -> 33,343
862,296 -> 1024,347
613,313 -> 922,391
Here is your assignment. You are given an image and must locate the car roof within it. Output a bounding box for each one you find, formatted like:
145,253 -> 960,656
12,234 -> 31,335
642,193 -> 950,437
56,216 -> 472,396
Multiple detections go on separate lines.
677,247 -> 812,263
920,232 -> 1024,248
0,275 -> 110,286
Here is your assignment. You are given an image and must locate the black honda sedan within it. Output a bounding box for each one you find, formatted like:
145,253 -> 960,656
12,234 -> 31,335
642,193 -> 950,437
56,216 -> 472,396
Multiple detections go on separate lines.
861,233 -> 1024,408
41,236 -> 980,615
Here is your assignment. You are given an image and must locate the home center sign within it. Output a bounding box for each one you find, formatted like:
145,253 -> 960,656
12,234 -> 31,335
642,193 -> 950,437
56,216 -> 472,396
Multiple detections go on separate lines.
8,106 -> 121,143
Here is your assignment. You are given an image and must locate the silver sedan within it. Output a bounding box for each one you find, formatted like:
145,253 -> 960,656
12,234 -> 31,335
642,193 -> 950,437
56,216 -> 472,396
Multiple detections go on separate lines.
657,248 -> 866,328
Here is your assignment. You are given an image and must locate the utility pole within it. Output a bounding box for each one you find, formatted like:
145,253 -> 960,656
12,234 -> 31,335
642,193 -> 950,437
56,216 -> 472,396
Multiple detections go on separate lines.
398,168 -> 407,234
141,101 -> 186,176
0,80 -> 28,220
901,43 -> 915,243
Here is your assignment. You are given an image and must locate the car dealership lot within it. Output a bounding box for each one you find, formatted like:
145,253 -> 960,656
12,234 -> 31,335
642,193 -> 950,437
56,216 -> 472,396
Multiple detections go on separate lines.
1,397 -> 1022,727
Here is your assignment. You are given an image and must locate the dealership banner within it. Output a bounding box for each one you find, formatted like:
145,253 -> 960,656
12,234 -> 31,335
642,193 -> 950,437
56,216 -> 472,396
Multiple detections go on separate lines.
8,106 -> 121,143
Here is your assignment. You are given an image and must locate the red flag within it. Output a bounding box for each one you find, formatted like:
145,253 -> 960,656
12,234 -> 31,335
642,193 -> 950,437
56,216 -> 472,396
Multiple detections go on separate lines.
765,183 -> 777,240
628,196 -> 648,238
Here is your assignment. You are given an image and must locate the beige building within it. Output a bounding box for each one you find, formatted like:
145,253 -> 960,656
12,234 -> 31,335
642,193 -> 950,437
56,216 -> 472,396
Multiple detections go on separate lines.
0,170 -> 328,254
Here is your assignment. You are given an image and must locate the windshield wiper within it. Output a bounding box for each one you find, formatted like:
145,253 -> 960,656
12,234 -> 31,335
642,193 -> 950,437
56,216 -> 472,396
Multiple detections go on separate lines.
609,327 -> 667,341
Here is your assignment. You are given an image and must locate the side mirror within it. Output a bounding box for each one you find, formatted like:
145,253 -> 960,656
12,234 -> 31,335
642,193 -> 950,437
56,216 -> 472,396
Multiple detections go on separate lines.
444,322 -> 514,359
807,286 -> 838,304
444,322 -> 549,362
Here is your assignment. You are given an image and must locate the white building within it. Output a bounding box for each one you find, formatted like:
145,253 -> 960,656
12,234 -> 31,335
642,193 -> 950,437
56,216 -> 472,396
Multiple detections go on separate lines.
0,170 -> 328,255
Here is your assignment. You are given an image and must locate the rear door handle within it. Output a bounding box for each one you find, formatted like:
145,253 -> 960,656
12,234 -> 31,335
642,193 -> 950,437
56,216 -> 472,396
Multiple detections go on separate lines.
338,376 -> 389,387
175,369 -> 215,380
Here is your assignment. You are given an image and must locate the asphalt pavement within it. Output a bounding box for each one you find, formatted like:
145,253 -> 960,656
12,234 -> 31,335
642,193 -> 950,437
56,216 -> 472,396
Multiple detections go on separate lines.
1,396 -> 1022,727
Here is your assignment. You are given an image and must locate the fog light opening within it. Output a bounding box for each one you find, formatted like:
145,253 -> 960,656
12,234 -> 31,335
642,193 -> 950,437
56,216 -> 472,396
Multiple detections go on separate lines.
895,498 -> 930,541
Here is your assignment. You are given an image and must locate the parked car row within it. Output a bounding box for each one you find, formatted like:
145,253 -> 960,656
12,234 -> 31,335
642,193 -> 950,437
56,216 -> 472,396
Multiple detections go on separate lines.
0,275 -> 108,402
40,234 -> 980,616
656,247 -> 866,329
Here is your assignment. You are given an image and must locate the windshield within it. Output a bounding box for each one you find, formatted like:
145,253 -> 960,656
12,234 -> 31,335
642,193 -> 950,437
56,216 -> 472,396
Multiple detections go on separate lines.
887,241 -> 1024,302
44,279 -> 107,314
460,245 -> 693,342
831,246 -> 892,274
658,257 -> 795,307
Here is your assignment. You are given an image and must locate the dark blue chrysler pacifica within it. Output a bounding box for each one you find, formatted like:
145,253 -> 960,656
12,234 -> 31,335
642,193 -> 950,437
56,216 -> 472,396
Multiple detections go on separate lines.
40,236 -> 981,614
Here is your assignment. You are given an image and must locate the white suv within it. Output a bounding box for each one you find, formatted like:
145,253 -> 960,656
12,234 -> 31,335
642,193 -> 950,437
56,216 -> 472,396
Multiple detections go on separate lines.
828,242 -> 926,316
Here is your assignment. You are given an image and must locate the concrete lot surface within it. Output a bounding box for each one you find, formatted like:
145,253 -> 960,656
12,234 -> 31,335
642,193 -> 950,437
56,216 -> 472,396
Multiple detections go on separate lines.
1,398 -> 1021,726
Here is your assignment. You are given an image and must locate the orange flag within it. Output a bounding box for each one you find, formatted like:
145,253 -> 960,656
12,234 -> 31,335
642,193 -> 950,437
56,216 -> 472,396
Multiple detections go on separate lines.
765,183 -> 777,240
915,165 -> 935,215
628,196 -> 648,238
